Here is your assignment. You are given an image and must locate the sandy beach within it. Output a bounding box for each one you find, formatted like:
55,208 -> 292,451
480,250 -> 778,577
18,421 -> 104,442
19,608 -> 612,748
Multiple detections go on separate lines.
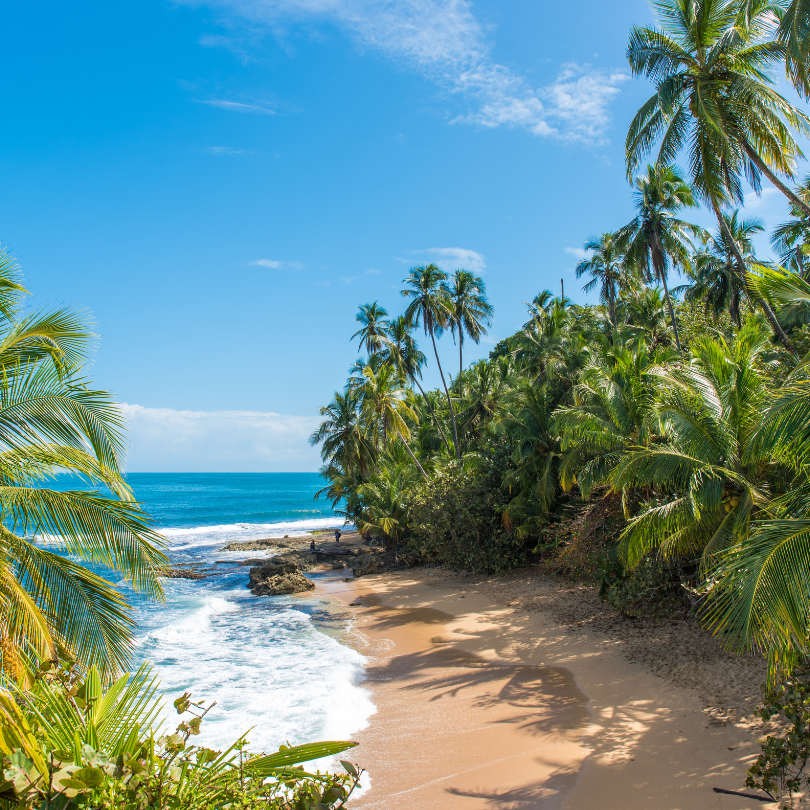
317,565 -> 779,810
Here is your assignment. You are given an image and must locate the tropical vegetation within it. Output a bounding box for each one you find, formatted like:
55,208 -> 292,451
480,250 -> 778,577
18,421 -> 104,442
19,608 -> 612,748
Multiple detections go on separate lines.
309,0 -> 810,702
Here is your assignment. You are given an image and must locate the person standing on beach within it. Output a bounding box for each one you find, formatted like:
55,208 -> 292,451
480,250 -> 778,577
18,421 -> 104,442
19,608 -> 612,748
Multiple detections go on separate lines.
334,528 -> 342,545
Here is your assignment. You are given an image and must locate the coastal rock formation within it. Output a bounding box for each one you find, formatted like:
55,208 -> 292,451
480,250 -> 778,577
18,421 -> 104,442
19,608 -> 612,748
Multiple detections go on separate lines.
350,549 -> 396,577
221,538 -> 291,552
248,557 -> 315,596
161,565 -> 219,580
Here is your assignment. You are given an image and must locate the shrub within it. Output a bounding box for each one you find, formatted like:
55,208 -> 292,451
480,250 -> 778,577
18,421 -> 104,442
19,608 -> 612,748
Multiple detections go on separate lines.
746,674 -> 810,808
403,455 -> 526,574
0,662 -> 362,810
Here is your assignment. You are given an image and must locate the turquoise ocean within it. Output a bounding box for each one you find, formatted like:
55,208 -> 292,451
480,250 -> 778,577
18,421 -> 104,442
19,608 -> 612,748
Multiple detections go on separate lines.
73,473 -> 375,753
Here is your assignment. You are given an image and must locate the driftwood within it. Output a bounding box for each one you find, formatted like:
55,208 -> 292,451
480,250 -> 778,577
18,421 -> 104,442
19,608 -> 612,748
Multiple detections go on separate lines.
712,787 -> 774,802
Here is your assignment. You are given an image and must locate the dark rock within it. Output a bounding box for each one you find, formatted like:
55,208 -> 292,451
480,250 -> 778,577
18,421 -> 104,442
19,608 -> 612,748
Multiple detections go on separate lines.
162,565 -> 219,580
221,539 -> 291,552
331,560 -> 345,570
251,571 -> 315,596
248,557 -> 315,596
349,550 -> 396,577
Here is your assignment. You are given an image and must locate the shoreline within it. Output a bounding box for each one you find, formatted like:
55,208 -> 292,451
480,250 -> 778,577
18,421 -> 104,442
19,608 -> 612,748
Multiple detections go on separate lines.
316,567 -> 777,809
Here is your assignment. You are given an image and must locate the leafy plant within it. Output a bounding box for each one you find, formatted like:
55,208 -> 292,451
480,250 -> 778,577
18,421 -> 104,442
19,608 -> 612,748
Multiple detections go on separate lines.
0,662 -> 362,810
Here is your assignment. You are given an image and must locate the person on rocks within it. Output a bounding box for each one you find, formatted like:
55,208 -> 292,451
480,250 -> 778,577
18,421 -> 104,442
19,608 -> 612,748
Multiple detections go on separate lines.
334,528 -> 342,545
310,538 -> 316,553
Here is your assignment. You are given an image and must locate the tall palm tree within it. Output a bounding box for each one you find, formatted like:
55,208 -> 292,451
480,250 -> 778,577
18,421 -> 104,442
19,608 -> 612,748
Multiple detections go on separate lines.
351,302 -> 389,357
401,264 -> 461,460
683,210 -> 763,328
575,233 -> 630,328
618,164 -> 704,350
382,315 -> 452,455
625,0 -> 810,351
444,270 -> 493,378
0,251 -> 167,682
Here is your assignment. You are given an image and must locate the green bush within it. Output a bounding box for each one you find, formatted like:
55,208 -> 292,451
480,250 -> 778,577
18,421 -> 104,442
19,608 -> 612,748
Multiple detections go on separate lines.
746,675 -> 810,808
403,455 -> 527,574
597,552 -> 689,618
0,662 -> 362,810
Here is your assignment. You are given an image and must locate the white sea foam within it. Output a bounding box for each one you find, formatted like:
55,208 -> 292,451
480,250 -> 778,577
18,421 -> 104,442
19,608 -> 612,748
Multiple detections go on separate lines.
162,518 -> 349,550
135,580 -> 375,754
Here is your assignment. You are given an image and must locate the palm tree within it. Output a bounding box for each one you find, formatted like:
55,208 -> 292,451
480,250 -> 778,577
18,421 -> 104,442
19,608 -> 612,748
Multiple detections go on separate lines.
359,364 -> 426,476
357,463 -> 417,556
771,175 -> 810,278
625,0 -> 810,351
554,337 -> 672,498
618,164 -> 704,350
575,233 -> 631,328
496,382 -> 560,537
401,264 -> 461,460
625,287 -> 673,348
0,250 -> 167,681
382,315 -> 452,455
611,322 -> 779,570
683,210 -> 762,328
444,270 -> 493,378
351,302 -> 389,357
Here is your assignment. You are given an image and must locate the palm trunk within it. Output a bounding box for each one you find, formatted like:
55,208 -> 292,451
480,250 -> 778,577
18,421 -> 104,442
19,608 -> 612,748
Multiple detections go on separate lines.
608,282 -> 617,327
459,332 -> 463,380
651,233 -> 682,351
742,141 -> 810,219
400,435 -> 427,477
412,377 -> 452,455
429,318 -> 461,460
713,202 -> 798,355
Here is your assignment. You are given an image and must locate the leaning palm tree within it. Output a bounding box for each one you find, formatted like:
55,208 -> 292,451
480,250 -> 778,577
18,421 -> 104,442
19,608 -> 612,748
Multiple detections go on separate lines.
625,0 -> 810,350
401,264 -> 461,460
618,164 -> 704,350
444,270 -> 493,378
575,233 -> 632,328
0,250 -> 167,682
351,301 -> 389,357
381,315 -> 451,455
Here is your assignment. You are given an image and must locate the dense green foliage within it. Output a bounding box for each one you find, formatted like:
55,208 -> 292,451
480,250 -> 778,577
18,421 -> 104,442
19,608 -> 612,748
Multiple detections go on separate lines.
0,663 -> 361,810
309,0 -> 810,701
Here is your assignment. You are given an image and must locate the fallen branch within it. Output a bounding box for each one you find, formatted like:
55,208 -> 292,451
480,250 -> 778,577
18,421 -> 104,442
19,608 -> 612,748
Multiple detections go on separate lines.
712,787 -> 775,802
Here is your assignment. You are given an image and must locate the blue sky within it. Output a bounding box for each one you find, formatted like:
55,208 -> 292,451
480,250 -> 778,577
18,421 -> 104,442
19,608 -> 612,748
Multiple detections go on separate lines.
2,0 -> 800,470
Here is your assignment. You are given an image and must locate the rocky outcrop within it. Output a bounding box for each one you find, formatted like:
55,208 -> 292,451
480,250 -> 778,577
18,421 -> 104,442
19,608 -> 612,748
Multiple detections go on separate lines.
221,538 -> 291,552
161,565 -> 220,580
349,549 -> 397,577
248,557 -> 315,596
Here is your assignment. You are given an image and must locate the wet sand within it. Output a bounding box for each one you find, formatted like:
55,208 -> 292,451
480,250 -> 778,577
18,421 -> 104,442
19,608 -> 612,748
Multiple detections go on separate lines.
317,571 -> 777,810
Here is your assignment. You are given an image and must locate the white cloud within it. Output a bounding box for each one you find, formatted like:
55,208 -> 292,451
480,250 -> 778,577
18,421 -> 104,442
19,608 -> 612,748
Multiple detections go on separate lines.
565,246 -> 589,260
365,268 -> 381,275
249,258 -> 305,269
207,146 -> 253,155
414,246 -> 486,273
181,0 -> 625,142
121,404 -> 321,472
196,99 -> 277,114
